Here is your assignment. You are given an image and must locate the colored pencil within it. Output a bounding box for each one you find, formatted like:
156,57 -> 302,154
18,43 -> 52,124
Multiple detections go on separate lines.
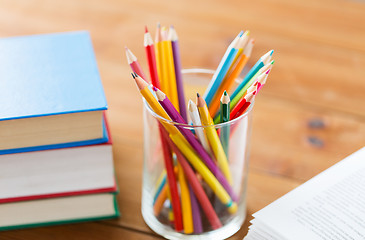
203,33 -> 242,107
230,85 -> 257,119
229,30 -> 250,71
197,93 -> 233,185
160,128 -> 223,229
220,91 -> 230,157
125,47 -> 148,81
155,23 -> 167,91
144,26 -> 161,89
255,63 -> 273,92
132,73 -> 183,231
177,162 -> 193,233
230,49 -> 273,101
154,87 -> 237,201
187,100 -> 212,155
188,184 -> 203,233
153,182 -> 168,216
161,27 -> 179,110
153,171 -> 167,204
209,37 -> 254,117
170,26 -> 187,121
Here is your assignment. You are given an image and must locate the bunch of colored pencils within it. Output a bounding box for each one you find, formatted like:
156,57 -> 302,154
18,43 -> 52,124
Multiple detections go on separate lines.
125,24 -> 274,234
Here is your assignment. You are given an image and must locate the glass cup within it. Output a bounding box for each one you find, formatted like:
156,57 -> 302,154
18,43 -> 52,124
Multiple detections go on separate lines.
141,69 -> 253,239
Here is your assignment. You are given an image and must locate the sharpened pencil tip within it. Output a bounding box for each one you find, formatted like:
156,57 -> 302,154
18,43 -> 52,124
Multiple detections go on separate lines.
238,30 -> 244,37
269,50 -> 274,56
131,73 -> 136,79
271,60 -> 275,64
223,90 -> 227,96
196,93 -> 200,98
145,26 -> 148,33
152,86 -> 158,91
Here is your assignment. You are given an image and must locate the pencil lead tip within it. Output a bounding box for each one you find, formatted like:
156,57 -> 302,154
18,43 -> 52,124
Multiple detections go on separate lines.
245,30 -> 250,36
133,72 -> 139,78
223,90 -> 228,96
196,93 -> 200,98
152,86 -> 158,91
145,26 -> 148,33
266,69 -> 271,74
131,73 -> 136,79
270,50 -> 274,56
238,30 -> 244,37
271,60 -> 275,64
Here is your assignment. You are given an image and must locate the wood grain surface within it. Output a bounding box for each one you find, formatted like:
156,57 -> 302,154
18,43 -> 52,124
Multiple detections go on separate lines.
0,0 -> 364,239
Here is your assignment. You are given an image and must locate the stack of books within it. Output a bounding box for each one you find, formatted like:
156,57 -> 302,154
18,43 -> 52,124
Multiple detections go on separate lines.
244,147 -> 365,240
0,31 -> 119,231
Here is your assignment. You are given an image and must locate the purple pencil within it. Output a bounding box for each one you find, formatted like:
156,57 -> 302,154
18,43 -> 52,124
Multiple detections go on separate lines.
188,184 -> 203,233
154,87 -> 237,201
169,26 -> 188,122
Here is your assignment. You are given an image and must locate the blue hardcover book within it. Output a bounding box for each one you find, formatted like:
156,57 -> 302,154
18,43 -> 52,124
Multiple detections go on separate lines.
0,31 -> 108,154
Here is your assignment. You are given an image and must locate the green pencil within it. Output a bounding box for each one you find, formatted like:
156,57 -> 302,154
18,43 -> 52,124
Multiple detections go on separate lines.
220,91 -> 230,158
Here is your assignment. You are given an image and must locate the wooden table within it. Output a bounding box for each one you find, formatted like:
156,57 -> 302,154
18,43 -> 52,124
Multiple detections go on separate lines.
1,0 -> 365,239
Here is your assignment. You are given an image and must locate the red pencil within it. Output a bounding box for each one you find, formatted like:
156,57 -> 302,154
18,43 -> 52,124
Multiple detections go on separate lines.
230,85 -> 257,119
158,124 -> 183,232
144,26 -> 161,89
125,46 -> 148,82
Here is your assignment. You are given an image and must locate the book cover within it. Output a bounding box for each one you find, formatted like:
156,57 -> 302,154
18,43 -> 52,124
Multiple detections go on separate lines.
0,31 -> 107,121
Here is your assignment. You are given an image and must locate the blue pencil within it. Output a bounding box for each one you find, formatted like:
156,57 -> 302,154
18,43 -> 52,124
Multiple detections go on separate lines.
203,32 -> 242,107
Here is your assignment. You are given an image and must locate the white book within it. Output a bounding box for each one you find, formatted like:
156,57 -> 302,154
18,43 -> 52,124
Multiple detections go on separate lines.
244,147 -> 365,240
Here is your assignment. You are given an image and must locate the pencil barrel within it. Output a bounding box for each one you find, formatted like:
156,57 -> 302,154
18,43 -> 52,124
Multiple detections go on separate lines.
141,69 -> 253,239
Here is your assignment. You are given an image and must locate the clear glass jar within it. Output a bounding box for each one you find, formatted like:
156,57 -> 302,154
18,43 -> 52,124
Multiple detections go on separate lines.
141,69 -> 253,239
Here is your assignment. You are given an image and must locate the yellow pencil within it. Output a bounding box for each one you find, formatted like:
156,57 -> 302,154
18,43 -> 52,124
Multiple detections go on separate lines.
177,162 -> 193,233
155,24 -> 168,93
161,27 -> 179,111
197,93 -> 233,184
